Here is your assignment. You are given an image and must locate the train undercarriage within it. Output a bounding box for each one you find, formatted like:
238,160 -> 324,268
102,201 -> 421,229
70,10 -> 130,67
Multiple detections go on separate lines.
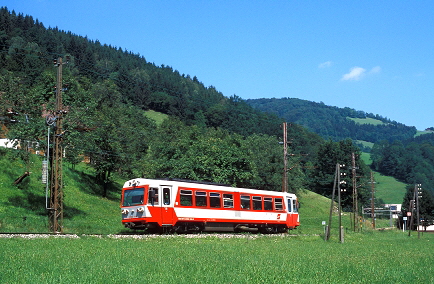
123,221 -> 289,234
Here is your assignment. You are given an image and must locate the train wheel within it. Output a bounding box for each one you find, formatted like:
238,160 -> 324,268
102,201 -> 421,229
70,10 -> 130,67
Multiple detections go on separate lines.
259,226 -> 272,234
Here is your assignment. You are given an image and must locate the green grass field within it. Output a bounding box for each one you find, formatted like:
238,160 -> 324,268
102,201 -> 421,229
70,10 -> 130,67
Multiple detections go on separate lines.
1,231 -> 433,283
347,117 -> 386,126
372,172 -> 407,204
144,109 -> 169,125
415,130 -> 433,137
360,152 -> 407,204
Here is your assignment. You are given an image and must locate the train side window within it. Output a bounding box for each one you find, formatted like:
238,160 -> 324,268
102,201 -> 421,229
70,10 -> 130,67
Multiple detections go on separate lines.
180,190 -> 193,206
292,199 -> 298,213
275,198 -> 283,211
148,187 -> 159,206
264,197 -> 273,210
195,191 -> 207,207
241,195 -> 251,210
253,196 -> 262,210
210,192 -> 221,208
223,194 -> 234,208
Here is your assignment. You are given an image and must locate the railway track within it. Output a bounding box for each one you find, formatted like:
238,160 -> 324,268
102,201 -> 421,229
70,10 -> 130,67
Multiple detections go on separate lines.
0,232 -> 292,239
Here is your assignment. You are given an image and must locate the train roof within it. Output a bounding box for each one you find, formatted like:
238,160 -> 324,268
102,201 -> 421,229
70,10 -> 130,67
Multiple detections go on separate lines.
123,178 -> 297,198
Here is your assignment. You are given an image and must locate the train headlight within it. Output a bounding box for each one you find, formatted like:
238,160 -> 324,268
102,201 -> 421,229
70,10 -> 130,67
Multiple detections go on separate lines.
121,209 -> 129,214
137,207 -> 145,213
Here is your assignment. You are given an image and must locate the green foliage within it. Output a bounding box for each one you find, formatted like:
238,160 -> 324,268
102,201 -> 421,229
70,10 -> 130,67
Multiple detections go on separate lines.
371,135 -> 434,220
402,186 -> 434,226
144,119 -> 259,187
247,97 -> 417,143
310,139 -> 371,211
0,7 -> 291,192
372,138 -> 434,192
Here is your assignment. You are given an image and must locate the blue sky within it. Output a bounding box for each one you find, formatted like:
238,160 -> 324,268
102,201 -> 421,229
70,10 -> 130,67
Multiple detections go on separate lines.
4,1 -> 434,130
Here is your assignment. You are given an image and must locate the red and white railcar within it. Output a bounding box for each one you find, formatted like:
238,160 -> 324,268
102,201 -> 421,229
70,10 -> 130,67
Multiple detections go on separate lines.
120,178 -> 299,233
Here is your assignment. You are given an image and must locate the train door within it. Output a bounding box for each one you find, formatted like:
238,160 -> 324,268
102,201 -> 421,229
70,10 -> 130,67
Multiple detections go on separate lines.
161,186 -> 173,225
286,198 -> 299,228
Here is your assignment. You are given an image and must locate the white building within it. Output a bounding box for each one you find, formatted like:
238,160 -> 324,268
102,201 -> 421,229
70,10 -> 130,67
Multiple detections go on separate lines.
0,139 -> 18,149
383,204 -> 402,219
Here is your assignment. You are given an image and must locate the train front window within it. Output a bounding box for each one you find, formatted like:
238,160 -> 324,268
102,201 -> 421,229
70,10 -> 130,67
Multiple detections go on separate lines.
123,188 -> 144,206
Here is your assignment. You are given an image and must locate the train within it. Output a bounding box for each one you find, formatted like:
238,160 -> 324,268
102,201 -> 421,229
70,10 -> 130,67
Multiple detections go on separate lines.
120,178 -> 300,233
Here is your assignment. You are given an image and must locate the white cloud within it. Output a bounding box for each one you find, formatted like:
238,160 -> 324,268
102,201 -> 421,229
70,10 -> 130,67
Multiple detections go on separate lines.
370,66 -> 381,74
341,66 -> 366,81
319,61 -> 333,68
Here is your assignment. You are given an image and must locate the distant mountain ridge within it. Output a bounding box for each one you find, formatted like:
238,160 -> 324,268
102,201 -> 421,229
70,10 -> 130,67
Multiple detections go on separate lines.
246,97 -> 417,145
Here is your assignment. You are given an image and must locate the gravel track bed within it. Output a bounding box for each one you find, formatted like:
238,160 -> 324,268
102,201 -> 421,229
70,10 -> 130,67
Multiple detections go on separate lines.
0,233 -> 291,239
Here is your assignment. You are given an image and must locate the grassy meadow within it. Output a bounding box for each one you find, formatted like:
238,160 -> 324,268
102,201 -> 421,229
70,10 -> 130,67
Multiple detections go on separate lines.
1,231 -> 433,283
360,152 -> 407,204
348,117 -> 385,126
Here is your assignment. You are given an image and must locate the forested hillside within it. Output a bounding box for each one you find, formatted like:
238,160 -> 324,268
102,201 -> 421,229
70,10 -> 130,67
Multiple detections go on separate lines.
0,7 -> 433,222
371,134 -> 434,215
0,7 -> 327,195
247,97 -> 417,144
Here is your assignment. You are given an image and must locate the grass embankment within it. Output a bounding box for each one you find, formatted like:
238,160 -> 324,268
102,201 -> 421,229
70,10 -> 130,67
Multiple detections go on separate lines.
360,152 -> 407,204
144,109 -> 168,125
348,117 -> 385,126
0,148 -> 123,234
415,130 -> 433,137
1,231 -> 433,283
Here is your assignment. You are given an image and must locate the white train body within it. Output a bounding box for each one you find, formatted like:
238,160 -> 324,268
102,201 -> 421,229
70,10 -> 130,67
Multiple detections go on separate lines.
121,178 -> 299,233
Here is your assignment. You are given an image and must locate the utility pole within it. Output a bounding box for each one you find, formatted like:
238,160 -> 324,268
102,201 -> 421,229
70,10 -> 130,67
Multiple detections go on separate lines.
338,164 -> 344,243
416,184 -> 422,239
408,186 -> 416,237
282,122 -> 288,193
370,171 -> 376,229
325,164 -> 338,241
49,57 -> 67,233
351,152 -> 358,232
325,163 -> 344,243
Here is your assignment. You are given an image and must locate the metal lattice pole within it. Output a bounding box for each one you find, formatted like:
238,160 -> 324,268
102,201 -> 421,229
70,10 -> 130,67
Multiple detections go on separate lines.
49,57 -> 65,233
